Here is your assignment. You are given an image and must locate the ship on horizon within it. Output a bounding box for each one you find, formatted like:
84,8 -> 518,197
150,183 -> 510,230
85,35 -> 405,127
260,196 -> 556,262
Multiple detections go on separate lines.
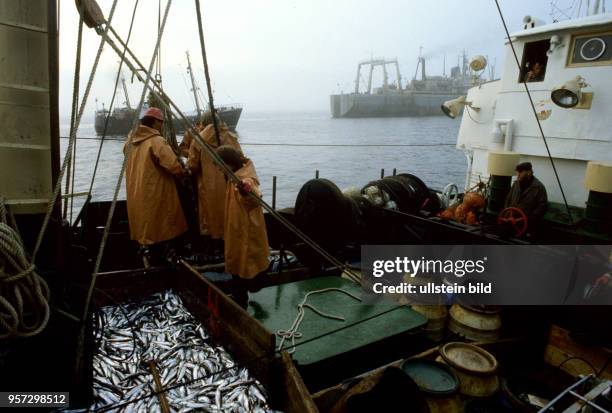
330,50 -> 483,118
94,53 -> 242,136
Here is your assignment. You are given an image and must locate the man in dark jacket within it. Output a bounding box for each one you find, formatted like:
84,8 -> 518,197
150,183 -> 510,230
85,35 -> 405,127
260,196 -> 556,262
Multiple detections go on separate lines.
505,162 -> 548,228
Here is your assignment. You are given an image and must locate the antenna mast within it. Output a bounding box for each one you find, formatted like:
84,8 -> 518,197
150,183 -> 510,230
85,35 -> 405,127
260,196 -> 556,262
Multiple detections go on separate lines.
120,72 -> 131,109
185,51 -> 202,117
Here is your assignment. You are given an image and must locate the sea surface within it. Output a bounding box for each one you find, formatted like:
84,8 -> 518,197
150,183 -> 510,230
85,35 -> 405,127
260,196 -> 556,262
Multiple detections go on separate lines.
60,111 -> 465,215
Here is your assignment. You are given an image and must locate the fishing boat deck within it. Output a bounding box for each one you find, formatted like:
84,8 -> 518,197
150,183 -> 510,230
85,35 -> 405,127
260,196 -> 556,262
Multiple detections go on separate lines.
248,276 -> 428,391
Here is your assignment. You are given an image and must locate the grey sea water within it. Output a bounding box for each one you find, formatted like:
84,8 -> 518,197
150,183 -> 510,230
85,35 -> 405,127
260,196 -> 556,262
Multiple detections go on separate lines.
60,111 -> 465,214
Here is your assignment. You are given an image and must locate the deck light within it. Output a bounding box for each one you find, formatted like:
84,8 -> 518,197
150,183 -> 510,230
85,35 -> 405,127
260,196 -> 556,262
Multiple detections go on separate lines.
551,76 -> 588,108
470,56 -> 488,72
441,96 -> 480,119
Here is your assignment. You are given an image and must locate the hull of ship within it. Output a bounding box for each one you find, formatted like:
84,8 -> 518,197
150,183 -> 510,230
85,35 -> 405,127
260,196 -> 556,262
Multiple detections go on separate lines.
94,112 -> 138,136
94,108 -> 242,135
330,93 -> 459,118
178,107 -> 243,133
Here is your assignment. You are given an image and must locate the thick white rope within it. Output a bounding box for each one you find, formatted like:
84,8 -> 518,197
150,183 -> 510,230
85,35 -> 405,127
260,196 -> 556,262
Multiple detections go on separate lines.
0,198 -> 50,339
276,288 -> 362,353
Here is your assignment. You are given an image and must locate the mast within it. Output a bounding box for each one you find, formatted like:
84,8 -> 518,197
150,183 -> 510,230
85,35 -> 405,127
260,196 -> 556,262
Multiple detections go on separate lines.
443,54 -> 446,77
421,57 -> 426,81
186,51 -> 201,117
592,0 -> 601,14
413,45 -> 423,81
120,72 -> 131,109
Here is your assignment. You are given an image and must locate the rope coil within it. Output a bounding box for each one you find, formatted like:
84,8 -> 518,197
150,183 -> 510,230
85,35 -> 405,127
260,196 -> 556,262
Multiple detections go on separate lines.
276,288 -> 362,353
0,198 -> 50,339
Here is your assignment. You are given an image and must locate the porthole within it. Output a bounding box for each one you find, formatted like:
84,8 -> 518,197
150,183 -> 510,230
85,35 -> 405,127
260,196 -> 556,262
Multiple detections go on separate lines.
580,37 -> 606,61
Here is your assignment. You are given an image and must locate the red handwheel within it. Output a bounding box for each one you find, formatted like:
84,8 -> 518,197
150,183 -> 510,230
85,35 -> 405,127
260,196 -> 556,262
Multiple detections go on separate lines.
498,207 -> 529,237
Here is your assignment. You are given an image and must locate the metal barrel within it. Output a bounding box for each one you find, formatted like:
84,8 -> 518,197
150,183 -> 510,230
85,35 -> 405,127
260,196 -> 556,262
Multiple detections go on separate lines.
486,175 -> 512,216
584,190 -> 612,233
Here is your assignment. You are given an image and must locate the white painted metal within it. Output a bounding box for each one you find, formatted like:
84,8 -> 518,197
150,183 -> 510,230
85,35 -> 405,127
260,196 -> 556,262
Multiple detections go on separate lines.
456,14 -> 612,209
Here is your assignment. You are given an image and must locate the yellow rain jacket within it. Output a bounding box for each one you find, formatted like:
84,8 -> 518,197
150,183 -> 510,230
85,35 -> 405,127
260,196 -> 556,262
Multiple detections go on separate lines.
124,125 -> 188,245
188,124 -> 242,238
224,161 -> 270,279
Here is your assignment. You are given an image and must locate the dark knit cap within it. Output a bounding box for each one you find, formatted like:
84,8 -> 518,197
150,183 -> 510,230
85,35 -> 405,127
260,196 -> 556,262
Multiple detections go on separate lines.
515,162 -> 532,172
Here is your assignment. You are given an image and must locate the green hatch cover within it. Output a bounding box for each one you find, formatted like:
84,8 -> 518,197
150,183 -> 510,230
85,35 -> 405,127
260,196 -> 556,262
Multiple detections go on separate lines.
247,277 -> 427,366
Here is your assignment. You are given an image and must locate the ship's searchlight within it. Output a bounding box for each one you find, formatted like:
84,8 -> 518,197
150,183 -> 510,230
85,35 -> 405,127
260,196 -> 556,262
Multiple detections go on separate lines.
551,76 -> 588,108
469,56 -> 487,72
441,96 -> 480,119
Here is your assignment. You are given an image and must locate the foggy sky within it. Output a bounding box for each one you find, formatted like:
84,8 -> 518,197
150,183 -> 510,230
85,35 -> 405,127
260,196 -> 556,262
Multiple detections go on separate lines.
58,0 -> 578,122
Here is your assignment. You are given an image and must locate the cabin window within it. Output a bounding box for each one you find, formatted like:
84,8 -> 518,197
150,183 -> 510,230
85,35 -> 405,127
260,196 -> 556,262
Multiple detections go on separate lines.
568,32 -> 612,67
519,39 -> 551,83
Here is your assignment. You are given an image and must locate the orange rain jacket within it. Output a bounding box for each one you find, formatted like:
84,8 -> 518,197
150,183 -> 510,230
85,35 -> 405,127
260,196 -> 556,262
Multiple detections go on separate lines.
124,125 -> 188,245
188,124 -> 242,238
223,160 -> 270,279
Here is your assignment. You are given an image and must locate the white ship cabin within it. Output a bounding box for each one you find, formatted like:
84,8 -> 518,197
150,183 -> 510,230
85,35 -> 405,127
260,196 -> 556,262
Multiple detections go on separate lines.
449,13 -> 612,211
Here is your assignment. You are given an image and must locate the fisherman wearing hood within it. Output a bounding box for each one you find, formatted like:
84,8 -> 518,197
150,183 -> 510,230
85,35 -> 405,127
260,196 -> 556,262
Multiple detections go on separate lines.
188,111 -> 243,240
215,146 -> 269,299
124,107 -> 188,263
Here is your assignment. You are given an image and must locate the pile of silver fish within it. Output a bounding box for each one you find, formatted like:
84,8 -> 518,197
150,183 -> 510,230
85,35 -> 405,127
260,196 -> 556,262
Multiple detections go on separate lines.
92,290 -> 275,412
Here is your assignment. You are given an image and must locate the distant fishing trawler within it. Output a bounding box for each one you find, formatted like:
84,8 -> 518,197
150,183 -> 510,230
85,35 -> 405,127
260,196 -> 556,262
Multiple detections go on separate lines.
94,105 -> 242,135
330,51 -> 477,118
94,53 -> 242,136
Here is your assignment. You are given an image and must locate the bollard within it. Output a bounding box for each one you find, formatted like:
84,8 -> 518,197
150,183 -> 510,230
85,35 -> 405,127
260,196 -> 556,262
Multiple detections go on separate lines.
272,176 -> 277,210
380,169 -> 385,179
316,170 -> 319,179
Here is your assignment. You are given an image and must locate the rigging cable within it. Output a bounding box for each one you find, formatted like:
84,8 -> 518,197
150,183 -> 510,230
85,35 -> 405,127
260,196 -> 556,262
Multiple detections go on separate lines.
64,6 -> 83,221
194,0 -> 221,147
493,0 -> 574,227
83,0 -> 174,327
59,137 -> 455,147
31,0 -> 120,261
87,0 -> 141,202
91,16 -> 362,284
75,0 -> 173,381
96,28 -> 363,284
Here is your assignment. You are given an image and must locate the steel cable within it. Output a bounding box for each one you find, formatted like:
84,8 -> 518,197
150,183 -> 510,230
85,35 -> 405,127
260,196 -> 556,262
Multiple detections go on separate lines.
194,0 -> 222,147
82,0 -> 174,326
73,0 -> 173,385
493,0 -> 575,227
32,0 -> 119,261
87,0 -> 141,200
96,26 -> 362,283
63,9 -> 84,221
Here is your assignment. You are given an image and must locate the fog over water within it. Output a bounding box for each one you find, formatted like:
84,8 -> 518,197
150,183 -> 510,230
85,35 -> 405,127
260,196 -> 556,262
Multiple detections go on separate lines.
59,0 -> 568,120
61,112 -> 463,211
57,0 -> 581,213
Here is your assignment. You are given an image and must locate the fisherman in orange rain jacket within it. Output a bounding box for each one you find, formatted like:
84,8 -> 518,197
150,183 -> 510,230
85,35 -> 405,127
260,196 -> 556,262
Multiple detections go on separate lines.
188,112 -> 242,240
124,107 -> 188,264
215,145 -> 270,282
178,121 -> 202,158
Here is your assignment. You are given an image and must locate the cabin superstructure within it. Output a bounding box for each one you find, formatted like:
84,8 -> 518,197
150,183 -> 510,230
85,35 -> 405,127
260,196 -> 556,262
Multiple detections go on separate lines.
457,13 -> 612,218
